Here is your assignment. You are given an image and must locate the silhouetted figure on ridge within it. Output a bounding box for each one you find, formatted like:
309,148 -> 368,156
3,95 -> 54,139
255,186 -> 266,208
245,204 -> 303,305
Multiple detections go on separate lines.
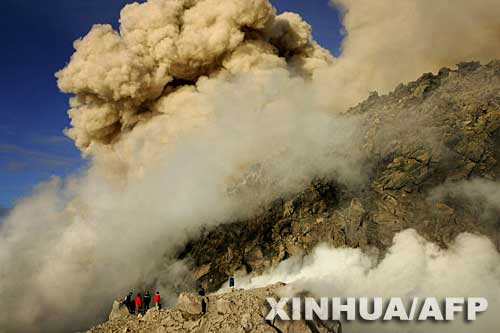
143,291 -> 151,311
198,284 -> 207,314
124,292 -> 133,314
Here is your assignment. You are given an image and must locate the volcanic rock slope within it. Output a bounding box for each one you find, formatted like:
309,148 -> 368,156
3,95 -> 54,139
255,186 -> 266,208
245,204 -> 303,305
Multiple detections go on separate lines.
181,60 -> 500,292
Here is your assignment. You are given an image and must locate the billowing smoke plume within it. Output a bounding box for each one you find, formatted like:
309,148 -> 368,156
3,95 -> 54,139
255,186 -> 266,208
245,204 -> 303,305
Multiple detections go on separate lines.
55,0 -> 332,153
1,0 -> 500,332
0,2 -> 355,331
230,229 -> 500,333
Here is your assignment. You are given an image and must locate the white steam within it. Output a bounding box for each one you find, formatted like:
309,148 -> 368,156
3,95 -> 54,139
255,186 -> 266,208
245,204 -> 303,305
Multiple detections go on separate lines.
232,229 -> 500,333
1,0 -> 500,332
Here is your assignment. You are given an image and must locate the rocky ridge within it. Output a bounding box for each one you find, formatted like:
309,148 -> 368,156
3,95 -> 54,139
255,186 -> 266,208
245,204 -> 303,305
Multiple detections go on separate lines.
86,283 -> 340,333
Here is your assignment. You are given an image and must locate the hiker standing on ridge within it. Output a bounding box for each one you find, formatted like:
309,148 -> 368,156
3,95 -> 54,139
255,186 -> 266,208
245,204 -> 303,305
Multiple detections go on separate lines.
143,291 -> 151,311
198,284 -> 207,314
154,291 -> 161,310
135,293 -> 142,315
124,292 -> 133,314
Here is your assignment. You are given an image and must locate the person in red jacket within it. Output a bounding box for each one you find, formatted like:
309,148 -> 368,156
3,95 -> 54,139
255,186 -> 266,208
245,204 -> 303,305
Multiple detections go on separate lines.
135,293 -> 142,315
154,291 -> 161,310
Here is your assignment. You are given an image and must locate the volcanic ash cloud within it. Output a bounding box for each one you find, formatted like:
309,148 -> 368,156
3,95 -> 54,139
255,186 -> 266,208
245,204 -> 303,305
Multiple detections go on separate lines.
55,0 -> 332,155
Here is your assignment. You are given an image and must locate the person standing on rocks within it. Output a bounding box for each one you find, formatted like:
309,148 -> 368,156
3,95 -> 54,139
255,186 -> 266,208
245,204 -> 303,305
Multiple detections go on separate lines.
124,292 -> 133,314
135,293 -> 142,315
143,291 -> 151,311
154,291 -> 161,310
198,285 -> 207,314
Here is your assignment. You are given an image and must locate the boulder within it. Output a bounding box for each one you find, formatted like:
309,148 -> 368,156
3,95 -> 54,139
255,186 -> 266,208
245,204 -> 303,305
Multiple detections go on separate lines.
176,292 -> 202,315
108,300 -> 130,321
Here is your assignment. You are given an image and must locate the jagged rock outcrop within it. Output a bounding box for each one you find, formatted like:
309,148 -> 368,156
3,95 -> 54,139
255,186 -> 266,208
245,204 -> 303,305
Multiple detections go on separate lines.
180,60 -> 500,292
86,284 -> 339,333
176,292 -> 203,315
108,301 -> 130,321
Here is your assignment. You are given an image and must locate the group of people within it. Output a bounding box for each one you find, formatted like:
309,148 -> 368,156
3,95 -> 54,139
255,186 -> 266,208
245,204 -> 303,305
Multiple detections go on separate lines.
123,291 -> 161,315
122,278 -> 234,316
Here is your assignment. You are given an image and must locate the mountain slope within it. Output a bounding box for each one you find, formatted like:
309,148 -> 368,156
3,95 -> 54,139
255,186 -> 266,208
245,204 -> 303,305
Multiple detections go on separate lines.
181,60 -> 500,292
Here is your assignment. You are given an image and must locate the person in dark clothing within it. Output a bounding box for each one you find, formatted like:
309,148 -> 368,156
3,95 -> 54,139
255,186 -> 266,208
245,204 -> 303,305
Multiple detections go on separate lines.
198,284 -> 207,314
124,292 -> 133,314
143,291 -> 151,311
198,285 -> 205,297
135,293 -> 142,315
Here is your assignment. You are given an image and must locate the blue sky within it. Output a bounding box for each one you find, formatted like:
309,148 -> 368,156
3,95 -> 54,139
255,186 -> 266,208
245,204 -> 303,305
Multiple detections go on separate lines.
0,0 -> 343,209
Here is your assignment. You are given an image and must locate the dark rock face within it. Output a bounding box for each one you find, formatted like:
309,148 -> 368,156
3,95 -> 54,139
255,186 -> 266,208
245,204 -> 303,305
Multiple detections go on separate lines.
179,180 -> 346,290
180,60 -> 500,293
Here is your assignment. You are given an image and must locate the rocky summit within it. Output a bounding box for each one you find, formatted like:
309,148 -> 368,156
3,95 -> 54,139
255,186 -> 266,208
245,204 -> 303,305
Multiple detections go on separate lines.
87,61 -> 500,332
